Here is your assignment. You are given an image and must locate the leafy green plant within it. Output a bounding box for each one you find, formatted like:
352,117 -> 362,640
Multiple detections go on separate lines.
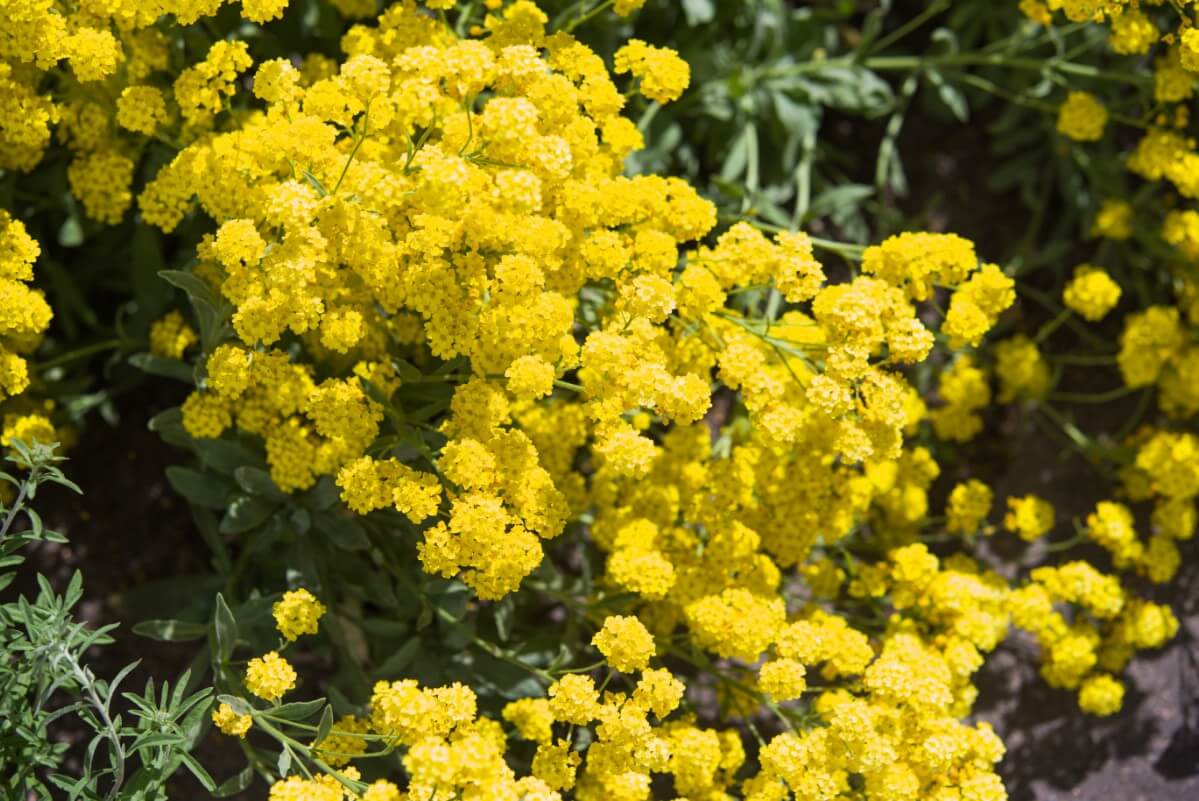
0,441 -> 214,800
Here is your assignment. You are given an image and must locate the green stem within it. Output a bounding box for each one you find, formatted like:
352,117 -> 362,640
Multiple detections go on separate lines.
1047,385 -> 1139,404
67,655 -> 126,800
432,604 -> 555,684
564,0 -> 614,32
0,465 -> 37,540
861,53 -> 1153,86
810,236 -> 866,260
1049,352 -> 1118,366
868,0 -> 950,55
36,338 -> 128,372
1037,402 -> 1094,455
1017,282 -> 1112,350
1034,309 -> 1072,344
1044,530 -> 1088,553
253,714 -> 368,792
1114,387 -> 1153,441
333,110 -> 369,194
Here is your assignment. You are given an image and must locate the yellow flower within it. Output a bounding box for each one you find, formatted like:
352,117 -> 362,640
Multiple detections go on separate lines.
614,0 -> 646,16
245,651 -> 297,702
272,588 -> 327,641
1063,265 -> 1121,322
592,615 -> 655,672
1004,495 -> 1055,542
211,702 -> 252,737
547,674 -> 600,724
758,658 -> 807,702
1078,674 -> 1124,716
614,40 -> 691,103
1057,91 -> 1108,142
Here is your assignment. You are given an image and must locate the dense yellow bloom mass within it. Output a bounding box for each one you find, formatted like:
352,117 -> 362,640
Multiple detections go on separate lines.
143,0 -> 1026,622
12,1 -> 1189,798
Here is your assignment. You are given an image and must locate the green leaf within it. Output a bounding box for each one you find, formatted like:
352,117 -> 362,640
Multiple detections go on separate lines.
148,407 -> 190,447
720,125 -> 750,182
302,169 -> 328,198
797,66 -> 894,117
133,619 -> 208,642
159,269 -> 221,310
193,438 -> 264,477
217,694 -> 251,714
234,466 -> 287,501
925,69 -> 969,122
270,697 -> 327,721
314,511 -> 370,551
772,92 -> 820,139
303,476 -> 341,511
213,766 -> 253,798
193,505 -> 232,575
58,216 -> 83,248
130,731 -> 186,753
392,357 -> 424,383
158,269 -> 231,350
129,352 -> 195,383
493,597 -> 514,643
166,466 -> 233,509
220,495 -> 278,535
214,594 -> 238,662
179,752 -> 217,792
808,184 -> 874,222
314,705 -> 334,747
372,637 -> 421,679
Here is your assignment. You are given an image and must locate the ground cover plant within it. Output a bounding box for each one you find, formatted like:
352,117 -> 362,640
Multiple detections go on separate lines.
1,0 -> 1198,799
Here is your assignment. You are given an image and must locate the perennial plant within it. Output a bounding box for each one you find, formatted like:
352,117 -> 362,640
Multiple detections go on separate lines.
0,1 -> 1196,800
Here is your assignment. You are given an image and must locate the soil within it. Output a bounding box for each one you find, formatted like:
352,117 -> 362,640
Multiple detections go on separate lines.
975,554 -> 1199,801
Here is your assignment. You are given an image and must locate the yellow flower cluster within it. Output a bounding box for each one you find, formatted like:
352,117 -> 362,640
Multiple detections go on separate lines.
232,608 -> 1007,801
212,702 -> 252,738
272,588 -> 327,641
613,40 -> 691,104
0,210 -> 58,453
245,650 -> 298,703
0,212 -> 51,402
1063,265 -> 1121,321
1056,91 -> 1108,142
0,0 -> 298,235
1004,494 -> 1055,541
931,356 -> 991,441
1010,560 -> 1178,715
994,335 -> 1051,403
592,615 -> 655,672
148,311 -> 198,360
